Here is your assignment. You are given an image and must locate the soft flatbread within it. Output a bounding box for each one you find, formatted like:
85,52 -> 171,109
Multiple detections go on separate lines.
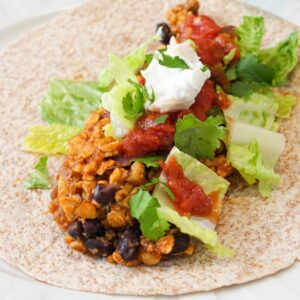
0,0 -> 299,295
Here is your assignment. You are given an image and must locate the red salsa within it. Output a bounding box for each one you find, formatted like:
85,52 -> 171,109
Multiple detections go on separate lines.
177,14 -> 240,91
119,112 -> 175,158
161,156 -> 213,216
190,80 -> 217,121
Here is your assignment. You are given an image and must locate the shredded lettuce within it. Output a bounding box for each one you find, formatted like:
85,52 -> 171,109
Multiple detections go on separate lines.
102,83 -> 136,138
236,16 -> 265,56
225,91 -> 297,131
157,206 -> 217,246
23,124 -> 80,155
226,93 -> 279,130
99,32 -> 160,89
24,156 -> 50,189
207,242 -> 236,258
228,121 -> 285,168
229,140 -> 280,197
257,32 -> 300,85
39,80 -> 104,128
274,92 -> 297,118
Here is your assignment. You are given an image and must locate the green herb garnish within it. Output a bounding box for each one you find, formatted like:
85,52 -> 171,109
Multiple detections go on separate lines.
122,79 -> 155,119
131,155 -> 164,168
174,114 -> 225,160
130,190 -> 170,241
155,115 -> 168,124
159,52 -> 190,69
141,178 -> 175,201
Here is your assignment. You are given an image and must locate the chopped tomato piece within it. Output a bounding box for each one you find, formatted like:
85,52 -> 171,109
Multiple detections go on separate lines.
161,156 -> 213,216
215,91 -> 231,110
215,32 -> 240,63
119,113 -> 175,158
196,39 -> 225,66
190,80 -> 217,121
179,15 -> 221,41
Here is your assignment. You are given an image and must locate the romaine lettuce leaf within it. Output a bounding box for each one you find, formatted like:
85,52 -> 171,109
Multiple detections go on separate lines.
257,32 -> 300,85
236,16 -> 265,56
39,80 -> 104,128
99,32 -> 160,89
225,93 -> 279,131
207,242 -> 236,258
228,121 -> 285,168
24,156 -> 50,189
274,92 -> 297,118
229,140 -> 280,197
225,91 -> 297,131
157,206 -> 217,246
23,124 -> 80,155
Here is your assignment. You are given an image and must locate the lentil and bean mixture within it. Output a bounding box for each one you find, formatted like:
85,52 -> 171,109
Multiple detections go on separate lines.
50,109 -> 196,265
49,0 -> 235,266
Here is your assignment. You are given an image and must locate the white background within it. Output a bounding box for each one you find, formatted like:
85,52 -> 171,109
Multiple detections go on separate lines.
0,0 -> 299,299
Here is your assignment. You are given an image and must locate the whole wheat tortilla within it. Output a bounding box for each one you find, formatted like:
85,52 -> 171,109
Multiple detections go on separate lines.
0,0 -> 299,295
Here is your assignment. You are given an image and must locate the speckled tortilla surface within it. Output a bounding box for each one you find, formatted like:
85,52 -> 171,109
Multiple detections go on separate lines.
0,0 -> 299,295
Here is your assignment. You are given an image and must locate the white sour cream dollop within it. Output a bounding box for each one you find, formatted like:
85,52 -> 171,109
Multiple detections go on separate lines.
141,37 -> 211,113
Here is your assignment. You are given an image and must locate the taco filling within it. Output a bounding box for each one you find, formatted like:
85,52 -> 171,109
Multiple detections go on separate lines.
23,0 -> 298,266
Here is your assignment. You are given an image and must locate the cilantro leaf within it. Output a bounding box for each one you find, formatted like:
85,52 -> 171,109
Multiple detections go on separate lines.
24,156 -> 50,189
159,52 -> 190,69
230,81 -> 268,97
145,53 -> 154,64
174,114 -> 225,160
155,115 -> 168,124
141,178 -> 175,201
201,65 -> 209,72
236,54 -> 275,84
130,190 -> 170,241
131,155 -> 164,168
122,79 -> 155,119
229,54 -> 275,96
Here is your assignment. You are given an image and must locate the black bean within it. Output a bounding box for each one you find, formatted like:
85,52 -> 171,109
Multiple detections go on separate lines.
156,22 -> 173,44
82,219 -> 104,239
113,155 -> 131,168
93,184 -> 119,205
171,233 -> 190,253
85,237 -> 114,257
67,221 -> 83,240
117,228 -> 140,261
